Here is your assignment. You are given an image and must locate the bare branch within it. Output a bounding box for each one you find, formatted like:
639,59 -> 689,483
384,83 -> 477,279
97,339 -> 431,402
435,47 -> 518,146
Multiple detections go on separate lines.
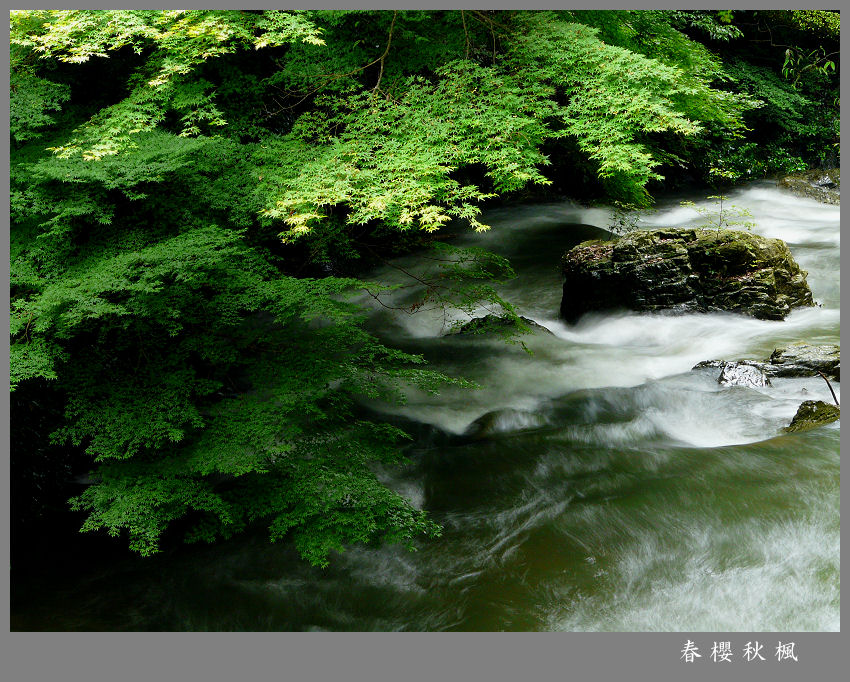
817,371 -> 840,406
461,10 -> 470,60
372,11 -> 398,94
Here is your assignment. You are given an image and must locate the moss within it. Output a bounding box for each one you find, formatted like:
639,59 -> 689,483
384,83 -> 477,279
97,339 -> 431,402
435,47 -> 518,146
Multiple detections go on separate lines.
562,240 -> 613,266
784,400 -> 840,432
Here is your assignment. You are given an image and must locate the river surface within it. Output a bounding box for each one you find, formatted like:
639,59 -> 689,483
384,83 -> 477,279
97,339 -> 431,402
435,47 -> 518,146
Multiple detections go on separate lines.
11,182 -> 840,631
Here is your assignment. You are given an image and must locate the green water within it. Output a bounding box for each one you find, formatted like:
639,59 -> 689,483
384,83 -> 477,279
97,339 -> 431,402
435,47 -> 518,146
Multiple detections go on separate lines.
11,183 -> 840,631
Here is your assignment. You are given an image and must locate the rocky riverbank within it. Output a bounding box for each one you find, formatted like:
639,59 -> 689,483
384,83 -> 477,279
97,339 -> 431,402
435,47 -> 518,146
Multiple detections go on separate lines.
777,168 -> 840,205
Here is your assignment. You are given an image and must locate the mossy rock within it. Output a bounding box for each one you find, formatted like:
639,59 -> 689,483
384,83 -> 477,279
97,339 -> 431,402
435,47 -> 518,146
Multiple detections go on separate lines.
784,400 -> 840,433
448,314 -> 554,337
561,228 -> 813,322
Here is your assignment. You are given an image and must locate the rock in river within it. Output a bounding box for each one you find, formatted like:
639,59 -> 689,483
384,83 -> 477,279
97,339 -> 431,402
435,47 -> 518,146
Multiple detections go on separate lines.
767,343 -> 840,381
695,343 -> 840,382
718,362 -> 771,388
784,400 -> 840,433
560,228 -> 813,322
448,314 -> 554,337
463,408 -> 548,438
694,360 -> 771,387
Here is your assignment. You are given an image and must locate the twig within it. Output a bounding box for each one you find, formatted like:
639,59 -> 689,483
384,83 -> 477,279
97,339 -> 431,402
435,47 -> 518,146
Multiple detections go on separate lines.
21,311 -> 34,344
816,370 -> 840,406
470,10 -> 511,31
265,15 -> 399,115
469,10 -> 500,65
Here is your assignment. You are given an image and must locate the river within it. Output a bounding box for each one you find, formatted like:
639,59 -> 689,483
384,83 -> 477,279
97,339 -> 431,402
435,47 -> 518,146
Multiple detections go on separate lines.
11,182 -> 839,631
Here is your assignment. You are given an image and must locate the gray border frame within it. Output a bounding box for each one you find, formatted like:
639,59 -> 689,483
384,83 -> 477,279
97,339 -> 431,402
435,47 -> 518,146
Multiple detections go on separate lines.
2,1 -> 843,680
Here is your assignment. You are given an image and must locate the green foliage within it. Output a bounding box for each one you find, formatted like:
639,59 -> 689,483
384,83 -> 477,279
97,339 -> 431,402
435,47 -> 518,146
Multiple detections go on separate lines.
10,9 -> 324,158
681,195 -> 755,232
259,61 -> 558,238
9,72 -> 70,142
700,141 -> 808,183
782,45 -> 836,87
65,325 -> 452,562
788,10 -> 840,40
668,10 -> 745,42
12,211 -> 458,560
508,12 -> 755,205
606,202 -> 653,238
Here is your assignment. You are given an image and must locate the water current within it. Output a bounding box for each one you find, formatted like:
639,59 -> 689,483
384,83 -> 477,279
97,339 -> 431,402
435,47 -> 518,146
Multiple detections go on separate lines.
11,182 -> 840,631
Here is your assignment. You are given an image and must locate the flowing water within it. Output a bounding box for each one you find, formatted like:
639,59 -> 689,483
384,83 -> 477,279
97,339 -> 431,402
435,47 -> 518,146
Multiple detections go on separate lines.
11,182 -> 840,631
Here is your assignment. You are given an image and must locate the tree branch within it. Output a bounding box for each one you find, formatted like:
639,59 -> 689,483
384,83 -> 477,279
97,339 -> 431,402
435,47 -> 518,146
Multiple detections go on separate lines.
372,11 -> 398,94
461,10 -> 470,60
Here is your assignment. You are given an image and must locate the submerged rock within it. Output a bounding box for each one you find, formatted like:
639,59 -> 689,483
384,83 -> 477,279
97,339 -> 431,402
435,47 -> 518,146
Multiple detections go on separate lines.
448,314 -> 554,337
767,343 -> 840,381
463,408 -> 548,439
777,168 -> 840,205
784,400 -> 840,432
560,228 -> 813,322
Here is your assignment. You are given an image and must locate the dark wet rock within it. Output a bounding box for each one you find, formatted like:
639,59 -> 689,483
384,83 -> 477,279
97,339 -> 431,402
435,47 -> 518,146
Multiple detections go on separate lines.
448,314 -> 554,337
784,400 -> 840,432
693,360 -> 726,370
561,228 -> 813,322
767,343 -> 840,381
777,168 -> 840,205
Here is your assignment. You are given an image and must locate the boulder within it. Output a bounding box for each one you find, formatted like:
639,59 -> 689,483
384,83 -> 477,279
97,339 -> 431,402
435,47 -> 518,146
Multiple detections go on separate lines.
717,362 -> 771,388
449,314 -> 554,337
561,228 -> 813,322
784,400 -> 840,433
694,360 -> 771,387
777,168 -> 840,205
767,343 -> 840,381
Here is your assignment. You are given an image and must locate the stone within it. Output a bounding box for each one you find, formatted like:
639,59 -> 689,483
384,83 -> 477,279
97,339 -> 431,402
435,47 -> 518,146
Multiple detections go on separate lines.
448,314 -> 554,337
767,343 -> 840,381
561,228 -> 813,322
694,343 -> 840,383
777,168 -> 840,205
716,362 -> 771,388
784,400 -> 840,433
